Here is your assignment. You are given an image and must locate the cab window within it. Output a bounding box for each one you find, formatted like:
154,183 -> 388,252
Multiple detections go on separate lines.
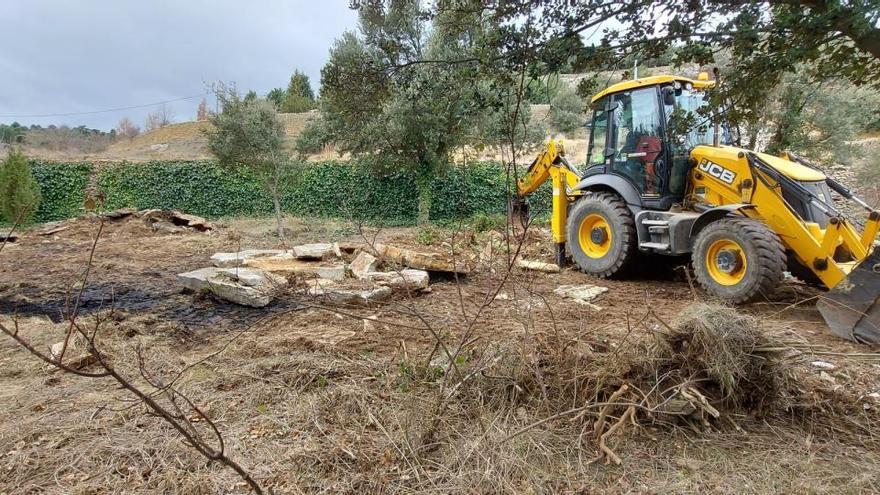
610,87 -> 664,196
585,98 -> 609,170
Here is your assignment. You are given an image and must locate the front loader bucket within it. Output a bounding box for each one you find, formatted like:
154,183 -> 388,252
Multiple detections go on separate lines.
817,247 -> 880,344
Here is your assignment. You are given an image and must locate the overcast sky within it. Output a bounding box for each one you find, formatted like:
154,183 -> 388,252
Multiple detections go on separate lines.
0,1 -> 358,131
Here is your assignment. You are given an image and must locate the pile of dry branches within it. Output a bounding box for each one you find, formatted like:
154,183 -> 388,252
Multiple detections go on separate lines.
444,303 -> 794,465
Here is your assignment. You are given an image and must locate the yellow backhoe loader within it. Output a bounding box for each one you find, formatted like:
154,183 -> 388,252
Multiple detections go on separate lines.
511,73 -> 880,344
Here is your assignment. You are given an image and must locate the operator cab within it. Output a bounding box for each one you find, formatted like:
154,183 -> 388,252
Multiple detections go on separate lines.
584,74 -> 722,211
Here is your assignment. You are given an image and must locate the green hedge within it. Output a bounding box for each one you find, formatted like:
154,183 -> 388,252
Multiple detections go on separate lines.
29,159 -> 553,226
30,161 -> 92,223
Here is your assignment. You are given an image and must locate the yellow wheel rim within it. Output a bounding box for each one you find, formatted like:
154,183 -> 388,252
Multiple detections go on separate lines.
578,213 -> 613,259
705,239 -> 748,286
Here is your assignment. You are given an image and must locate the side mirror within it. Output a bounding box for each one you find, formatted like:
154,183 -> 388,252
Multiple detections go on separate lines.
662,87 -> 675,106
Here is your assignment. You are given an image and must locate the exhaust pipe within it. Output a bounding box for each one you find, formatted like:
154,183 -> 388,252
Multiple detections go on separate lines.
712,67 -> 721,147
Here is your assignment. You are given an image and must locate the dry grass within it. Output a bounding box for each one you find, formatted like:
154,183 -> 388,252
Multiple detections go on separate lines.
2,216 -> 880,494
2,297 -> 879,493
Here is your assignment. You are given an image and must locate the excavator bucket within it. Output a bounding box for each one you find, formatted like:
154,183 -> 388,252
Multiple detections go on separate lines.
817,247 -> 880,344
508,196 -> 530,233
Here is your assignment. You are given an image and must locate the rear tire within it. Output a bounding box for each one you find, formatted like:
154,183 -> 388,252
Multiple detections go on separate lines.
566,191 -> 637,278
692,217 -> 786,303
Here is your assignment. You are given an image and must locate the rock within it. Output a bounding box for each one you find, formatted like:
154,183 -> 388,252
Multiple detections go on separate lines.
171,211 -> 213,231
48,338 -> 96,370
293,243 -> 337,260
516,259 -> 561,273
810,360 -> 836,370
332,242 -> 343,258
37,223 -> 69,236
137,208 -> 163,219
374,243 -> 469,274
554,284 -> 608,309
363,269 -> 430,290
177,267 -> 286,307
0,232 -> 18,243
336,241 -> 365,254
149,143 -> 169,152
211,249 -> 285,268
305,280 -> 393,305
243,254 -> 347,281
101,208 -> 137,220
314,265 -> 347,281
151,221 -> 186,234
363,314 -> 379,332
350,251 -> 379,279
142,209 -> 214,232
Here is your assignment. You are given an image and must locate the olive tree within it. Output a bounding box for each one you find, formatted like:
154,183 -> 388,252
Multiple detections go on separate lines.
206,86 -> 290,237
317,1 -> 523,225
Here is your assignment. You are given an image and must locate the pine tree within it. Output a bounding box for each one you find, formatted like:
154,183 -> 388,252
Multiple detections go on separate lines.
0,150 -> 41,225
281,70 -> 316,113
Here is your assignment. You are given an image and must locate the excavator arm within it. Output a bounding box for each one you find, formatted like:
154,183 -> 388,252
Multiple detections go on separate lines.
510,140 -> 583,265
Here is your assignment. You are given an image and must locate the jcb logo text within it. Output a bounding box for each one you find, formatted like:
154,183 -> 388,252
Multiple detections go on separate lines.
698,159 -> 736,184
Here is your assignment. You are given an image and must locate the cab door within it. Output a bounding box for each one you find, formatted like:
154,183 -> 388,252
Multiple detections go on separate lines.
608,87 -> 666,198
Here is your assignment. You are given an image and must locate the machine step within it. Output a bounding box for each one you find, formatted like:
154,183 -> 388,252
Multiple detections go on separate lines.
639,241 -> 670,251
641,219 -> 669,226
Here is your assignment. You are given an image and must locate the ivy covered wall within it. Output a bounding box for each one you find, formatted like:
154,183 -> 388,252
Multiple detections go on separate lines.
30,160 -> 552,225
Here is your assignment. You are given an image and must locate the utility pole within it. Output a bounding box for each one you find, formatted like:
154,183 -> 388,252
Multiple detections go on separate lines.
633,58 -> 638,79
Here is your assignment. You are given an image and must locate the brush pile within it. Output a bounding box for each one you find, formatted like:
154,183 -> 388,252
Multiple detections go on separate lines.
466,303 -> 793,464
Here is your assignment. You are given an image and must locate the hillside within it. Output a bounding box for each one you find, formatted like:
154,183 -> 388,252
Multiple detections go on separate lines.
6,111 -> 319,163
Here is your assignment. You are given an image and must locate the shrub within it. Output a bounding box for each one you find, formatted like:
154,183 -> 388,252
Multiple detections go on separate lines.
0,150 -> 41,225
295,117 -> 331,155
549,85 -> 585,135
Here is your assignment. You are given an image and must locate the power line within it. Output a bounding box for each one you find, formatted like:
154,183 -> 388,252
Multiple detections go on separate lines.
0,93 -> 209,119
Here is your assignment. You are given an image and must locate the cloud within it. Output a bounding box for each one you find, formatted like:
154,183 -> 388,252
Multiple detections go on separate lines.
0,0 -> 358,130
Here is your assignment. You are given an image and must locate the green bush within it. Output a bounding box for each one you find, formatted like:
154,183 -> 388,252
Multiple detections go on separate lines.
549,85 -> 586,135
294,117 -> 331,155
1,150 -> 42,225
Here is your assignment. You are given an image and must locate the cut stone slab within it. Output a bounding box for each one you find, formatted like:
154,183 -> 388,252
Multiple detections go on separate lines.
171,211 -> 214,231
305,279 -> 393,305
554,284 -> 609,309
314,265 -> 347,281
350,251 -> 379,279
374,243 -> 469,274
292,243 -> 337,260
37,224 -> 69,236
178,267 -> 286,307
516,259 -> 561,273
151,221 -> 186,234
243,254 -> 347,281
363,269 -> 430,290
101,208 -> 137,220
336,241 -> 366,254
211,249 -> 285,268
142,209 -> 214,232
0,232 -> 18,243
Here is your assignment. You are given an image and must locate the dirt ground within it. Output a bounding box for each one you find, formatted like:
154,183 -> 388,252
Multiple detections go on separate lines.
1,214 -> 879,494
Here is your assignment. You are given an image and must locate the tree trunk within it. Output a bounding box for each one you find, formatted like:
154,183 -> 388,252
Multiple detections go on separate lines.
272,192 -> 284,238
415,171 -> 433,226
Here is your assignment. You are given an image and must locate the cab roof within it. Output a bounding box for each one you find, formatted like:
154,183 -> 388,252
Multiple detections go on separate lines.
590,74 -> 715,103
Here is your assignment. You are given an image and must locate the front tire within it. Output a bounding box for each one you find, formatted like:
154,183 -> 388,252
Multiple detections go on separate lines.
692,217 -> 786,303
566,191 -> 637,278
